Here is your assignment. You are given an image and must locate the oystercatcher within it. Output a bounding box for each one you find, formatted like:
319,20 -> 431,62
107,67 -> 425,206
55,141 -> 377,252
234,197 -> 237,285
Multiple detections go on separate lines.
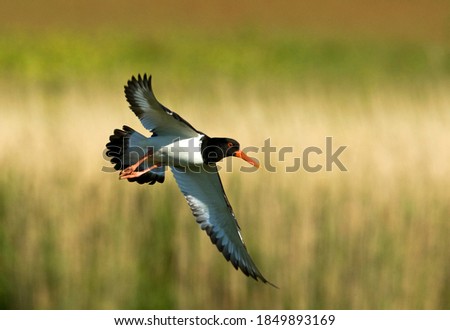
106,74 -> 274,286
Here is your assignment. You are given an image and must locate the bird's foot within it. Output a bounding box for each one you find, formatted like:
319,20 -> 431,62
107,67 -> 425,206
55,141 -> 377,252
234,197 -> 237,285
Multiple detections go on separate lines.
119,164 -> 160,180
119,153 -> 151,179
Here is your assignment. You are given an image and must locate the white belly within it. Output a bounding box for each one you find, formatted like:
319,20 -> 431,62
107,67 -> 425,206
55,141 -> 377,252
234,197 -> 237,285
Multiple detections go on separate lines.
153,135 -> 204,166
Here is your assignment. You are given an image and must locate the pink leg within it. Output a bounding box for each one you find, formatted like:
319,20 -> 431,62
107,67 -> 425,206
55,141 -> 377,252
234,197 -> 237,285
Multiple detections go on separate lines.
119,163 -> 160,180
119,150 -> 158,180
120,153 -> 150,177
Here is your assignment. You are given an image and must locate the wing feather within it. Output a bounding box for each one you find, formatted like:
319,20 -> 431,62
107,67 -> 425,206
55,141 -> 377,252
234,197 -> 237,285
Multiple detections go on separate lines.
124,74 -> 200,138
170,164 -> 274,285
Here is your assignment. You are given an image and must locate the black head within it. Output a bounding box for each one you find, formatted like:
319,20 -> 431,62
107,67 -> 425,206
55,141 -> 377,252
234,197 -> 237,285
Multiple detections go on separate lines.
201,137 -> 259,167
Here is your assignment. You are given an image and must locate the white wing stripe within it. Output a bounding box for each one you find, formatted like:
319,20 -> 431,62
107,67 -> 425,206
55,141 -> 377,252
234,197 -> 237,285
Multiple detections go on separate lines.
170,164 -> 271,283
125,75 -> 199,139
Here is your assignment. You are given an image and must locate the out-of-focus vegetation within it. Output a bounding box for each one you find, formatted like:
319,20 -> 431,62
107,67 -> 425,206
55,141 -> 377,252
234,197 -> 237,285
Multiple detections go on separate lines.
1,1 -> 449,310
1,31 -> 450,87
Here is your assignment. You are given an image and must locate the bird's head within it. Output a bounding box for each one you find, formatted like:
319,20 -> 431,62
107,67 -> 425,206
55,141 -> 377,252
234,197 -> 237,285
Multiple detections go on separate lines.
202,137 -> 260,168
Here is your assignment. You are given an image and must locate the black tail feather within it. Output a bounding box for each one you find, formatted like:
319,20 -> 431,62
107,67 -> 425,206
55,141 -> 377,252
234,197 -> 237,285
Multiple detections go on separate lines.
105,126 -> 165,185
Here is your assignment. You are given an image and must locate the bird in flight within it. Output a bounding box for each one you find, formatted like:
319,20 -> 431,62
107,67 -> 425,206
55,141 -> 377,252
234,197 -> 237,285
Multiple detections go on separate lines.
105,74 -> 275,286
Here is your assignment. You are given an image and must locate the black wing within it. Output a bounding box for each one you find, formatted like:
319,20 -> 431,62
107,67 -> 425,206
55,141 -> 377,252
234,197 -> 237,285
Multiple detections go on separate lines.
171,164 -> 275,286
125,74 -> 201,138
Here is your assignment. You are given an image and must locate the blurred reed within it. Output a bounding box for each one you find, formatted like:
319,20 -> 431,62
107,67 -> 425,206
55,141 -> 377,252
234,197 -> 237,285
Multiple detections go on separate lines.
0,78 -> 449,309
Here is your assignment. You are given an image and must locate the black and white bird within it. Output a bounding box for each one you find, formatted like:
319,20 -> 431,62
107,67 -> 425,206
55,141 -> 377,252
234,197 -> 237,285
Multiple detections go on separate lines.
106,74 -> 274,286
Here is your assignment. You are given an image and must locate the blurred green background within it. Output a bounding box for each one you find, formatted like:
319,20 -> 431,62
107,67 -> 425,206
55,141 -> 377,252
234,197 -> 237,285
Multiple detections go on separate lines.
0,0 -> 449,309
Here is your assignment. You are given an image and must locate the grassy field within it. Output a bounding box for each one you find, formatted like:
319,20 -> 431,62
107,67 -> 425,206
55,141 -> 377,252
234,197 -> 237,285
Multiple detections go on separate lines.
1,1 -> 450,309
1,43 -> 449,309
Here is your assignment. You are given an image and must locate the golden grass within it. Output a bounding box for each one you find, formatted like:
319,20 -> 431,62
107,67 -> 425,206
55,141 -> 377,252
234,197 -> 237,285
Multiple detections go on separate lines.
0,80 -> 449,309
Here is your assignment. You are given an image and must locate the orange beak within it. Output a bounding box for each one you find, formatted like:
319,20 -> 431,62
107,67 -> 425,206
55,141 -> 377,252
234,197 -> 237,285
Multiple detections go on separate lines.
234,150 -> 260,168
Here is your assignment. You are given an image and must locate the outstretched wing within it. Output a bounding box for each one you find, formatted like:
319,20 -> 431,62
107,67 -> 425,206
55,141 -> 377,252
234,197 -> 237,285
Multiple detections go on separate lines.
170,164 -> 274,285
125,74 -> 200,138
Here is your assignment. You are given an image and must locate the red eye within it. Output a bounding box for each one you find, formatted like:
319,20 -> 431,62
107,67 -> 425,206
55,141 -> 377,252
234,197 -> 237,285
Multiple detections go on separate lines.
227,142 -> 233,148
